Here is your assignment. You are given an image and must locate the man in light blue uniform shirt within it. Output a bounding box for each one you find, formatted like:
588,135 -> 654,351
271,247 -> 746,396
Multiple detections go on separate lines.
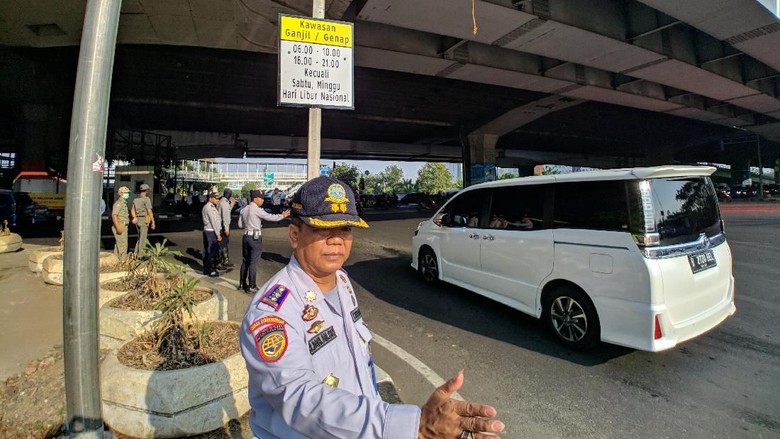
240,176 -> 505,439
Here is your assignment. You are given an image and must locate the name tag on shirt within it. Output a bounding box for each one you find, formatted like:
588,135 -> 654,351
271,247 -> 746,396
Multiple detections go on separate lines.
308,326 -> 337,355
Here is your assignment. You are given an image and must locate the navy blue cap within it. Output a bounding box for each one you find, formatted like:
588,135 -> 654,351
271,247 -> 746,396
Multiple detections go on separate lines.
290,176 -> 368,229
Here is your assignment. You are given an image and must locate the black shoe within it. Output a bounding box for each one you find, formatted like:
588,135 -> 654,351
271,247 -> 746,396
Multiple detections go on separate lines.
238,283 -> 247,291
207,271 -> 219,278
245,286 -> 259,294
223,260 -> 235,267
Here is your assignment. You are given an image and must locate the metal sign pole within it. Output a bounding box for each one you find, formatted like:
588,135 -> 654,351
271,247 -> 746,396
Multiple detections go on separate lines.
307,0 -> 325,180
62,0 -> 122,436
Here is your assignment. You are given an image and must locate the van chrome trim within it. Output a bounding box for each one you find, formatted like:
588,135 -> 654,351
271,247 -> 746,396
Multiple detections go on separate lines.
553,241 -> 629,250
643,232 -> 727,259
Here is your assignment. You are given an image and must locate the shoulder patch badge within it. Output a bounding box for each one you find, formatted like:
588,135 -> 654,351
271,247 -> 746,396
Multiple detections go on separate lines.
249,316 -> 288,362
259,284 -> 291,311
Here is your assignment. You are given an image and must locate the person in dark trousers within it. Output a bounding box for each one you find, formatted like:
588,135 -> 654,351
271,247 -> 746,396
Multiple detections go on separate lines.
201,191 -> 222,277
218,188 -> 236,268
238,189 -> 290,293
131,183 -> 155,255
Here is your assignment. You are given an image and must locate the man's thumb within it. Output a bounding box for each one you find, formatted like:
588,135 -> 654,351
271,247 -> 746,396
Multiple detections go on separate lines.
438,370 -> 464,397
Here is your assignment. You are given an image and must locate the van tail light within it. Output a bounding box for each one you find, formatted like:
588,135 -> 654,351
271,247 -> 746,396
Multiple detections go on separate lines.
654,315 -> 663,340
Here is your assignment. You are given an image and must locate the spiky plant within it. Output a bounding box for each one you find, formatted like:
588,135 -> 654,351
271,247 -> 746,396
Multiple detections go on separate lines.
151,265 -> 206,369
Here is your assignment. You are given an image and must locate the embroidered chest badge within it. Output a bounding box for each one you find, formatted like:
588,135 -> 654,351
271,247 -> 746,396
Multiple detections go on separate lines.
305,290 -> 317,302
325,183 -> 348,213
249,316 -> 288,363
259,284 -> 290,311
302,304 -> 319,321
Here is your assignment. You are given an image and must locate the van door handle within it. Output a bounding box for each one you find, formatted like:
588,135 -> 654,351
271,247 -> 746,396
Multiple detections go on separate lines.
483,234 -> 495,241
468,233 -> 480,239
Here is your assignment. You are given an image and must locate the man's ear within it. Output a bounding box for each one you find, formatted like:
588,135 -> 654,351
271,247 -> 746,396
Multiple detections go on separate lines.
288,223 -> 299,249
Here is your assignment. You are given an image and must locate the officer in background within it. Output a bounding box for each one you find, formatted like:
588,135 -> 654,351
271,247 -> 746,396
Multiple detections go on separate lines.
111,186 -> 131,261
218,188 -> 237,268
237,189 -> 290,293
201,191 -> 222,277
131,183 -> 155,255
240,176 -> 505,439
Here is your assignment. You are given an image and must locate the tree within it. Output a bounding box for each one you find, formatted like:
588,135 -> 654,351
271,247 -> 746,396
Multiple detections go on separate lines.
498,173 -> 518,180
382,165 -> 404,193
240,182 -> 257,200
398,178 -> 416,194
363,174 -> 384,194
417,163 -> 454,194
330,163 -> 361,189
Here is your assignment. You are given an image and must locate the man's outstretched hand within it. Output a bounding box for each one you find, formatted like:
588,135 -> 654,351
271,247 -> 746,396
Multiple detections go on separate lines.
419,371 -> 505,439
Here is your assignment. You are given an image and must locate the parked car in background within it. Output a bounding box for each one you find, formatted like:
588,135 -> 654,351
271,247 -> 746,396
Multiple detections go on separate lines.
13,192 -> 49,226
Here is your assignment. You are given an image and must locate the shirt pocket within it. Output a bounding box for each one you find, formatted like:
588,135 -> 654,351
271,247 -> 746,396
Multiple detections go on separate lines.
354,321 -> 373,359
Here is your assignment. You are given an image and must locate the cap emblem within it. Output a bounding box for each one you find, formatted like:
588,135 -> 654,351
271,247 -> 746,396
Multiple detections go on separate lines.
325,183 -> 348,213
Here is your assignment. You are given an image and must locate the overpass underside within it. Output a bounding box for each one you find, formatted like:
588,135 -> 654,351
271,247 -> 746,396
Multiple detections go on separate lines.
1,0 -> 779,177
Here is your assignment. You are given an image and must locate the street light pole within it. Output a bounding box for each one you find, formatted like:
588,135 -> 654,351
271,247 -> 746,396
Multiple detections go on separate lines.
63,0 -> 122,436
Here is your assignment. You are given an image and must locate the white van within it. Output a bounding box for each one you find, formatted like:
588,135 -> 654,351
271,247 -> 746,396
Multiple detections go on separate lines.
411,166 -> 735,351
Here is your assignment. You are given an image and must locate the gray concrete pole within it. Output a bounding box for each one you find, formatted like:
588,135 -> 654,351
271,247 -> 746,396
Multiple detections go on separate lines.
307,0 -> 325,180
63,0 -> 122,436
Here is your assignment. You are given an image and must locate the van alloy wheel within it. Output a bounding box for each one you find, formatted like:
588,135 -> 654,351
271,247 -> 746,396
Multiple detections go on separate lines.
544,286 -> 600,350
550,296 -> 588,342
419,249 -> 439,283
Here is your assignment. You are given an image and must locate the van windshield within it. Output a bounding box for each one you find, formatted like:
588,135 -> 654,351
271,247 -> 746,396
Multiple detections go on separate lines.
638,177 -> 722,246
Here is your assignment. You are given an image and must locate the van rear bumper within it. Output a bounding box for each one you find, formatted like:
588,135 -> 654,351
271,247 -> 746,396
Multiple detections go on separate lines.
600,275 -> 735,352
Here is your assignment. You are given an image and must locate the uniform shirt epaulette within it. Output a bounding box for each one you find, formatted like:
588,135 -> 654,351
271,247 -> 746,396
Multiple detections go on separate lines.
257,283 -> 291,311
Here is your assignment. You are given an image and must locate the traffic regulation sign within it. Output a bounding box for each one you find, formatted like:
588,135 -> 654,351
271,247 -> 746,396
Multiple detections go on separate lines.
278,15 -> 354,109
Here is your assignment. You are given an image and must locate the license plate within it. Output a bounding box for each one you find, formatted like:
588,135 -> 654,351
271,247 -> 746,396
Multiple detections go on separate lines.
688,249 -> 717,273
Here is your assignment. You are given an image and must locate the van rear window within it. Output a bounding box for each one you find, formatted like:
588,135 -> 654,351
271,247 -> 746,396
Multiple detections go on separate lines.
640,177 -> 721,245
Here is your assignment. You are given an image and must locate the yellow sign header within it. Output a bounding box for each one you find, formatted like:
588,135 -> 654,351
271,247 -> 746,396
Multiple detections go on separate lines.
280,15 -> 353,48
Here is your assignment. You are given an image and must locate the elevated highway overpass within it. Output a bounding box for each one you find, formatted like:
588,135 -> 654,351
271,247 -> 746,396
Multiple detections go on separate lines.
1,0 -> 779,184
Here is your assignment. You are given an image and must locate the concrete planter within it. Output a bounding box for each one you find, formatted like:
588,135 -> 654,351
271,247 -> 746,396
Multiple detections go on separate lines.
100,286 -> 228,349
28,246 -> 62,272
41,252 -> 119,285
101,331 -> 249,438
0,233 -> 23,254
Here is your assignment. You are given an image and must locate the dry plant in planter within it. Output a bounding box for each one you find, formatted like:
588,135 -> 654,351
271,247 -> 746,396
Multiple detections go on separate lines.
102,266 -> 247,437
99,240 -> 225,348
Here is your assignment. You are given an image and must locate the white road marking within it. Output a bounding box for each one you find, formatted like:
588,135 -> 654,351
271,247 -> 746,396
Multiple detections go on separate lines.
371,333 -> 463,401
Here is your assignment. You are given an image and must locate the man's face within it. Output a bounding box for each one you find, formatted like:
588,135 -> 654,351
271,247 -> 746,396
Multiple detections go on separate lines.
210,197 -> 219,205
254,197 -> 264,207
289,222 -> 353,280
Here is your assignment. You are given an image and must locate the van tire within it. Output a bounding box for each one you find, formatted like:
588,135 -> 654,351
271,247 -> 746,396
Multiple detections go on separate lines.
543,286 -> 600,350
418,248 -> 439,283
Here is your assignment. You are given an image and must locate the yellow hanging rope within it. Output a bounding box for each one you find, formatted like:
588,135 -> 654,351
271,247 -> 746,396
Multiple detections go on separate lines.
472,0 -> 479,35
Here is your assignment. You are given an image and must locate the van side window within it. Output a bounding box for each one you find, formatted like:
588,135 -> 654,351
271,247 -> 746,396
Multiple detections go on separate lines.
553,181 -> 629,231
444,190 -> 484,228
488,186 -> 545,230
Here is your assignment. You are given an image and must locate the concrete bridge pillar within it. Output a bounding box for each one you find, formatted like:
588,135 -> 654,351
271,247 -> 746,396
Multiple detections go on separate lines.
729,159 -> 751,186
464,133 -> 497,186
517,165 -> 535,177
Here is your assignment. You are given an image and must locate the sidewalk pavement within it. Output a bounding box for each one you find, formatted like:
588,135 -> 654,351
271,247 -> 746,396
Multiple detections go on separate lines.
0,242 -> 398,398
